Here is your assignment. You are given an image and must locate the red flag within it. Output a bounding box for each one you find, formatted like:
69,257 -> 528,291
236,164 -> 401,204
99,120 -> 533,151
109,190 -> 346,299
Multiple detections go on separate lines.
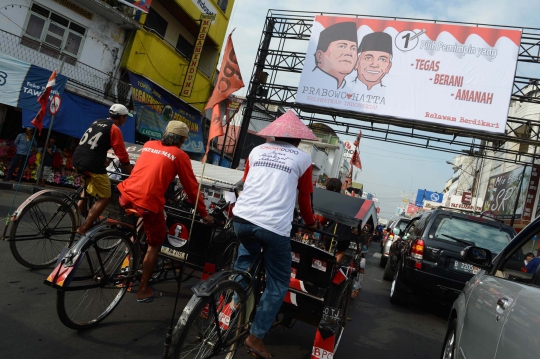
31,70 -> 57,134
202,104 -> 224,163
350,149 -> 362,170
205,34 -> 244,111
208,104 -> 223,144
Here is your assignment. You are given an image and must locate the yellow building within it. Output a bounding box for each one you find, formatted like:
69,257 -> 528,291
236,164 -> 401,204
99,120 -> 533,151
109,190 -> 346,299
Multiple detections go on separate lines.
120,0 -> 235,154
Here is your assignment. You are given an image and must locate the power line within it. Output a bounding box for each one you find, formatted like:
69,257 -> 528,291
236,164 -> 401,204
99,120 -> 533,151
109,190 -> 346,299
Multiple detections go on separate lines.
360,150 -> 447,163
361,143 -> 452,161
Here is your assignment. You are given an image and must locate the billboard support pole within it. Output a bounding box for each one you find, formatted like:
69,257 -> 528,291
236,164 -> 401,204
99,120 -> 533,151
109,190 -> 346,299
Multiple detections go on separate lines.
231,17 -> 275,168
510,164 -> 528,227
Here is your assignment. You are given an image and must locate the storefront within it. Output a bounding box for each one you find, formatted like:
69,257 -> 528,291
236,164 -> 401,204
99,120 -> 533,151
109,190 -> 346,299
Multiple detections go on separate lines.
0,53 -> 135,186
128,71 -> 205,156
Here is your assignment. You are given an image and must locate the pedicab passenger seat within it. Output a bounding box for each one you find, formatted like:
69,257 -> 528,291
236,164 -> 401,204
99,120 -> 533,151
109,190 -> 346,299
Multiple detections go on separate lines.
281,225 -> 338,325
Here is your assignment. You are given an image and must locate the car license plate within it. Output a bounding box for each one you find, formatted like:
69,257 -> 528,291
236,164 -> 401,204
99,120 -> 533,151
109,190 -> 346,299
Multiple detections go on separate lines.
452,260 -> 478,275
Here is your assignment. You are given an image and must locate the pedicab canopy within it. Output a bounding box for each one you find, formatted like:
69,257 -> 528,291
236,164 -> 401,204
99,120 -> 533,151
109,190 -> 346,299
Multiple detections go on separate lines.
107,143 -> 243,187
312,187 -> 378,229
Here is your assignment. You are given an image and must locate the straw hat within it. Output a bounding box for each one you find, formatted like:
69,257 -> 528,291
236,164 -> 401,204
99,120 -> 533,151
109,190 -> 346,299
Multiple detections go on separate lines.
257,110 -> 318,141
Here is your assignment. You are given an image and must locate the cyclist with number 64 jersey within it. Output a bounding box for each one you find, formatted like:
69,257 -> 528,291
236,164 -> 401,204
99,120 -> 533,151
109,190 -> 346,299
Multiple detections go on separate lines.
72,103 -> 133,236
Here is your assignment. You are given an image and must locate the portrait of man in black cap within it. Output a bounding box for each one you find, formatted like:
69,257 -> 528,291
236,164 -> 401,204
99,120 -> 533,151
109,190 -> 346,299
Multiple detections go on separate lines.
312,22 -> 358,89
353,32 -> 393,91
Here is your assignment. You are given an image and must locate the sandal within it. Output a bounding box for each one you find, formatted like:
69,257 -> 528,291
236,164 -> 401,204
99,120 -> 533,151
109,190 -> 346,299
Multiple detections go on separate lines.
351,288 -> 360,299
245,339 -> 272,358
136,288 -> 163,303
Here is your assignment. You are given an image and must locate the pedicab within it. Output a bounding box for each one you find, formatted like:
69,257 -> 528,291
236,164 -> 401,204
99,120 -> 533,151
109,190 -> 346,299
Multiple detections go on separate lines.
284,186 -> 378,358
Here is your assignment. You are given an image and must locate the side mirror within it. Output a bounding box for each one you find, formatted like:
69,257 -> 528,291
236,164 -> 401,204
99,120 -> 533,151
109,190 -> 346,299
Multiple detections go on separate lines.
462,246 -> 492,269
393,228 -> 401,236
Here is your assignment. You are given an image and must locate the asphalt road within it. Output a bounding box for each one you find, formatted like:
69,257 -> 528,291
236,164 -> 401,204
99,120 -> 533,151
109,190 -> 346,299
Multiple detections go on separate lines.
0,188 -> 448,359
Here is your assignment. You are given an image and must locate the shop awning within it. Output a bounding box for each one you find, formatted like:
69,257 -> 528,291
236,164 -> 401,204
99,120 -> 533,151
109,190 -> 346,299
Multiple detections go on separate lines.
22,92 -> 135,142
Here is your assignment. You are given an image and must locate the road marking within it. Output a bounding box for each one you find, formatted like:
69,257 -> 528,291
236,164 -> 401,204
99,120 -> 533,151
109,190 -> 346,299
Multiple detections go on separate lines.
372,253 -> 382,259
372,279 -> 382,282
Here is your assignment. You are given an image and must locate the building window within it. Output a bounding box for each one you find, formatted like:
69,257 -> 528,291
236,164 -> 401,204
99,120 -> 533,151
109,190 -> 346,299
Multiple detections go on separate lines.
217,0 -> 228,12
22,3 -> 86,64
145,8 -> 168,38
176,34 -> 193,59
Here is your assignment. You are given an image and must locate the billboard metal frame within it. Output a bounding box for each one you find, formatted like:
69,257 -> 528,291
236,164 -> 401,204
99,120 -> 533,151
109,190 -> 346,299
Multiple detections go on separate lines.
232,10 -> 540,167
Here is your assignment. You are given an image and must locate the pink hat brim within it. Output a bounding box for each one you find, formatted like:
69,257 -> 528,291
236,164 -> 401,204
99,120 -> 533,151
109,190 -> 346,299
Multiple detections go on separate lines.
257,110 -> 318,141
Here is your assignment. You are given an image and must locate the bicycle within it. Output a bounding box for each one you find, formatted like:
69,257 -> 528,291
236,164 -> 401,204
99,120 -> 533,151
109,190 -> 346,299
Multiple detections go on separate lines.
166,225 -> 356,359
45,190 -> 239,330
8,175 -> 98,269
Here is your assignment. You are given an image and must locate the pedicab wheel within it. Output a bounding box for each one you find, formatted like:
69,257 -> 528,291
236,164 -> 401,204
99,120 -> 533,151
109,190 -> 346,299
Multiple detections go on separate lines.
169,280 -> 245,359
389,261 -> 410,305
56,230 -> 134,330
440,319 -> 457,359
325,281 -> 352,351
10,196 -> 76,269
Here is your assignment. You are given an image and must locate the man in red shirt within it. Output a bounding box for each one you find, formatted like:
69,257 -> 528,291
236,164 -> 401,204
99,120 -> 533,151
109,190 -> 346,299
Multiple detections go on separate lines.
118,121 -> 213,302
73,104 -> 133,235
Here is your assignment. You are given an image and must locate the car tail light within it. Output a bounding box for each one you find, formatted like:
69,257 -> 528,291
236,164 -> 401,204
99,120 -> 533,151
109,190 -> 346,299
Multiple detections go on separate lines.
412,239 -> 424,269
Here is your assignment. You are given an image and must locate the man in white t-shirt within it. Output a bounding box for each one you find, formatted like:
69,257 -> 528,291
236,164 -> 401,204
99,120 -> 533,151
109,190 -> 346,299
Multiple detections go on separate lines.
231,110 -> 318,358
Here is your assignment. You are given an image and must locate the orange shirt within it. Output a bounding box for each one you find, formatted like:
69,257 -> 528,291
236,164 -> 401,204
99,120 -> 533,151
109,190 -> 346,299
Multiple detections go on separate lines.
118,140 -> 207,216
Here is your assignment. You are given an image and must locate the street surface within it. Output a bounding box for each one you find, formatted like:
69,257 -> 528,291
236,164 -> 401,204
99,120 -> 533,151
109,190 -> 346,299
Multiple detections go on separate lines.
0,189 -> 447,359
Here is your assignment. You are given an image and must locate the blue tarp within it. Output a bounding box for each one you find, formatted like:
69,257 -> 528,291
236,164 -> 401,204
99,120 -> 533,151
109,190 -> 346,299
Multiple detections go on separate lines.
22,92 -> 135,143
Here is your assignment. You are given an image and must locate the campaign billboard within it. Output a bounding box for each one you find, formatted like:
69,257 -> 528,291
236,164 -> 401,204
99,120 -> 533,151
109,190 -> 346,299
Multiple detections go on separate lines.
295,16 -> 522,134
483,166 -> 539,220
128,72 -> 204,153
415,189 -> 443,207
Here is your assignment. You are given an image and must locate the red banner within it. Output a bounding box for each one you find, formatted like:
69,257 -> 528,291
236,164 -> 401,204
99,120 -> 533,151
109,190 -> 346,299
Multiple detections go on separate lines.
118,0 -> 153,14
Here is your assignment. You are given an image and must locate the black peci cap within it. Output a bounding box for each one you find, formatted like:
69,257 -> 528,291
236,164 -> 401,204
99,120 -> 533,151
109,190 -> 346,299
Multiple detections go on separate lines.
317,22 -> 358,52
358,32 -> 393,55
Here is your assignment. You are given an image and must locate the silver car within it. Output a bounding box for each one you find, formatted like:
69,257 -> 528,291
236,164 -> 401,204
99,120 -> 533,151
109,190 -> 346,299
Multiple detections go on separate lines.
379,217 -> 410,268
441,217 -> 540,359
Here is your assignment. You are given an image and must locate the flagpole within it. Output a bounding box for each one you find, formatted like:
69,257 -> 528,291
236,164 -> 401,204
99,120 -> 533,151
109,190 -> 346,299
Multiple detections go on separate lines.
36,57 -> 64,186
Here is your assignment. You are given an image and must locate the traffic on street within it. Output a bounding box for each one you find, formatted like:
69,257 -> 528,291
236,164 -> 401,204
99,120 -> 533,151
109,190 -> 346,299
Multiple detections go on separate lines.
0,187 -> 447,358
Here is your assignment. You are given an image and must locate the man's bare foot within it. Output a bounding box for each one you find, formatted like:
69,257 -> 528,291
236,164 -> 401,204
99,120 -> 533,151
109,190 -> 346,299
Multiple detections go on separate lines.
245,334 -> 271,358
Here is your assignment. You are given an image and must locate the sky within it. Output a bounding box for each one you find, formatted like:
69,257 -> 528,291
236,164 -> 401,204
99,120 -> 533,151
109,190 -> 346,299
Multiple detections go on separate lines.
221,0 -> 540,219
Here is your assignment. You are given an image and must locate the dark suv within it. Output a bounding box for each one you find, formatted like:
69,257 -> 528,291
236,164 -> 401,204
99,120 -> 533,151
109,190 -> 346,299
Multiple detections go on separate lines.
384,208 -> 516,305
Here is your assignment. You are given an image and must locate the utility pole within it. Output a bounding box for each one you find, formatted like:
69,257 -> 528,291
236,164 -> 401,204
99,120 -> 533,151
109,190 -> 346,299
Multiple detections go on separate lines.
232,18 -> 275,168
36,56 -> 65,186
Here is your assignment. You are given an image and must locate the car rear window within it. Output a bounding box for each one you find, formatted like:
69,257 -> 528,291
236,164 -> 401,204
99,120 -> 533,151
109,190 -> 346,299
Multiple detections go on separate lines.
428,215 -> 513,254
396,220 -> 410,231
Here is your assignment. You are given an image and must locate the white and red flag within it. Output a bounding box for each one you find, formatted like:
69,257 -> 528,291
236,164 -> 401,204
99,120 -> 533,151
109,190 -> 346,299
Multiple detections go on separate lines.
349,131 -> 362,170
31,70 -> 57,134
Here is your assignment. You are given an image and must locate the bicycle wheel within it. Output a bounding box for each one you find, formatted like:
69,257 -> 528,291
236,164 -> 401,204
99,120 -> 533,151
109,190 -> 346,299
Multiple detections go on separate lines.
10,196 -> 76,269
57,230 -> 134,330
169,280 -> 246,359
